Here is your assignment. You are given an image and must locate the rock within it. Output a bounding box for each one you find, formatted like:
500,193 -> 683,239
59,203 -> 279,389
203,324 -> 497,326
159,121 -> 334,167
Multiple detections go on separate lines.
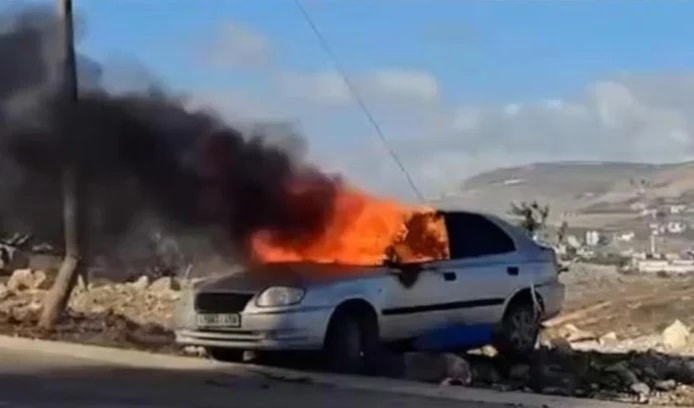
550,337 -> 574,356
630,382 -> 650,403
403,352 -> 471,384
479,345 -> 498,358
509,364 -> 531,382
654,379 -> 677,392
662,320 -> 690,350
472,361 -> 501,384
442,353 -> 472,385
149,277 -> 180,293
10,301 -> 41,322
561,323 -> 596,343
599,331 -> 619,346
0,283 -> 9,300
130,275 -> 150,291
7,269 -> 48,292
605,361 -> 639,386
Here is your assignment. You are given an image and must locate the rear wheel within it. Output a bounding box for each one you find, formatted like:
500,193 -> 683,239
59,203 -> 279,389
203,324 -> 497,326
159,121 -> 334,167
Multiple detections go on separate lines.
324,309 -> 380,374
494,301 -> 539,358
205,347 -> 245,363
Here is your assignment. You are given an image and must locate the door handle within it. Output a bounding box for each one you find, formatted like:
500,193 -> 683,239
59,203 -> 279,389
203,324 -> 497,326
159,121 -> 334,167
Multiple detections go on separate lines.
507,266 -> 519,276
443,272 -> 457,281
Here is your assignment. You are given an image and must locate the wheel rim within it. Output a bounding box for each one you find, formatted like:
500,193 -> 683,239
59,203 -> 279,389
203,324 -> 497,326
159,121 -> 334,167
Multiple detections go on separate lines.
507,308 -> 538,351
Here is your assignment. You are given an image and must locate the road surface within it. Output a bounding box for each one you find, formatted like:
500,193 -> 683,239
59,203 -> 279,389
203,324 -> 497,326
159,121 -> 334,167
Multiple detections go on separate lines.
0,347 -> 515,408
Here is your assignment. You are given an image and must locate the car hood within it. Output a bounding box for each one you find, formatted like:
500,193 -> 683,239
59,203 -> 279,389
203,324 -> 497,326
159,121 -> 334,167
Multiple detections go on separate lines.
197,262 -> 390,293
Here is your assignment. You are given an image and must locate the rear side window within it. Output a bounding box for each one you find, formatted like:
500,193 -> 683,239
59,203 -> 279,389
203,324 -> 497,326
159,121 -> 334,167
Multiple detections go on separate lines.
444,212 -> 516,259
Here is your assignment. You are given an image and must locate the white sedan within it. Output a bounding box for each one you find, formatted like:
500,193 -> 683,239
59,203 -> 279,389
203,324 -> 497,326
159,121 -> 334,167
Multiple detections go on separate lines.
174,210 -> 565,373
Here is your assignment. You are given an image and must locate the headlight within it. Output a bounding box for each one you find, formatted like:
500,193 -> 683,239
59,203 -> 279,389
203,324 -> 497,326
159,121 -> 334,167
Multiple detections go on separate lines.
255,286 -> 305,307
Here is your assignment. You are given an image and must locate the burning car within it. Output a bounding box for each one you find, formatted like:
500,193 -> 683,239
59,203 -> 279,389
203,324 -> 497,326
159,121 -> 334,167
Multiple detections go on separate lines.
174,210 -> 565,373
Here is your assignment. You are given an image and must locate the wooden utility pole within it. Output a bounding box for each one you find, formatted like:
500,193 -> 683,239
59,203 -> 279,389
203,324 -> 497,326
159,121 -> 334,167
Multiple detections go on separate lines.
38,0 -> 80,330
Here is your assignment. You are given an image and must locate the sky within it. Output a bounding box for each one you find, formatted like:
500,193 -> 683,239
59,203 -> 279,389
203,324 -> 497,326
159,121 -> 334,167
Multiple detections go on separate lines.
10,0 -> 694,201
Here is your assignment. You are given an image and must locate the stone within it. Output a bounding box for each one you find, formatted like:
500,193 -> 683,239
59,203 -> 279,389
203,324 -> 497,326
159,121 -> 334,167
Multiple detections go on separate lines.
561,323 -> 596,343
605,362 -> 639,386
599,331 -> 618,345
149,277 -> 180,293
7,269 -> 48,293
130,275 -> 150,291
479,345 -> 498,358
509,364 -> 531,382
662,320 -> 690,350
0,283 -> 9,301
654,379 -> 677,392
403,352 -> 471,384
550,337 -> 574,356
442,353 -> 472,385
630,382 -> 650,402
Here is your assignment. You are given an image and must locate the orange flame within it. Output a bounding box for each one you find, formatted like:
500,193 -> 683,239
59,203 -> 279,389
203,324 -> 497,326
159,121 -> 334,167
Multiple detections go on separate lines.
250,179 -> 450,266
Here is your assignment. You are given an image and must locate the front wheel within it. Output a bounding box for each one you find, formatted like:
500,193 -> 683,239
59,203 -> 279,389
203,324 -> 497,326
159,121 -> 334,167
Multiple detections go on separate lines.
323,310 -> 380,374
494,302 -> 539,358
205,347 -> 245,363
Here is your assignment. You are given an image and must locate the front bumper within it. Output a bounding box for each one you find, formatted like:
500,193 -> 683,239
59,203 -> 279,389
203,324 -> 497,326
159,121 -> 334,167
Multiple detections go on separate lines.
175,306 -> 333,351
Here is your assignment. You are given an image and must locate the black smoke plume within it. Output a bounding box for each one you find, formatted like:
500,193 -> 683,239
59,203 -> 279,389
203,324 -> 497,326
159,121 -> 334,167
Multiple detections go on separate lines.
0,7 -> 339,266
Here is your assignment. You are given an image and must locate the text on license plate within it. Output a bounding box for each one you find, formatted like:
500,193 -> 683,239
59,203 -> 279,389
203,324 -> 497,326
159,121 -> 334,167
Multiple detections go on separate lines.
196,313 -> 241,328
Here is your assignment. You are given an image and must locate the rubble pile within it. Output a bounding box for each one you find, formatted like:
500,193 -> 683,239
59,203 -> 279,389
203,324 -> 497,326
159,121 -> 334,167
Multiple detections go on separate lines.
398,322 -> 694,406
0,269 -> 180,353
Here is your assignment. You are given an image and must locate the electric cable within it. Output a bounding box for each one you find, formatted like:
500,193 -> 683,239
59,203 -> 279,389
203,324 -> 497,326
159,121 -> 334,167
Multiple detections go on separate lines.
292,0 -> 425,202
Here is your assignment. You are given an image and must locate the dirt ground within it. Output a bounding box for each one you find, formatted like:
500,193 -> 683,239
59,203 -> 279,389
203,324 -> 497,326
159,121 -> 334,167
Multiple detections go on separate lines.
551,263 -> 694,340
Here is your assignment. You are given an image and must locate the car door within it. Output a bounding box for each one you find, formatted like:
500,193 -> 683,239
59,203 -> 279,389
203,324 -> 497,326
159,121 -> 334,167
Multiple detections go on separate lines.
378,261 -> 464,342
437,212 -> 520,325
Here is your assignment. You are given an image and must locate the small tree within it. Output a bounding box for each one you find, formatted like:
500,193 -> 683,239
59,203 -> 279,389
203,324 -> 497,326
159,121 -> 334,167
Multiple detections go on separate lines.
509,201 -> 550,236
557,220 -> 569,244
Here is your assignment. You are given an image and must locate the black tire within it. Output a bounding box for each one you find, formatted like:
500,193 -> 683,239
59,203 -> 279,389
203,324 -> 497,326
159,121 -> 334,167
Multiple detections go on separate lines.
205,347 -> 245,363
323,310 -> 380,374
494,301 -> 539,359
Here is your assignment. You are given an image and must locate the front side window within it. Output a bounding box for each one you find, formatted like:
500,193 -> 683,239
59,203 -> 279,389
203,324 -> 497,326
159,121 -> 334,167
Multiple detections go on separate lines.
444,212 -> 516,259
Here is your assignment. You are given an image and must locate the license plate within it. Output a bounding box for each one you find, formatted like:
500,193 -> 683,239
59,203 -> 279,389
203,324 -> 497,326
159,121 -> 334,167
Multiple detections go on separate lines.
196,313 -> 241,328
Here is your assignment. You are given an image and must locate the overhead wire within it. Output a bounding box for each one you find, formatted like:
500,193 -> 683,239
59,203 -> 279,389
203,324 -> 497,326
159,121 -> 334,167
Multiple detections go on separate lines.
291,0 -> 426,203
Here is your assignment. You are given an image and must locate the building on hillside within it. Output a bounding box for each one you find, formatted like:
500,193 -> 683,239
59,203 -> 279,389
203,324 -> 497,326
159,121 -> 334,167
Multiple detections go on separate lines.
670,204 -> 687,214
630,202 -> 647,211
666,221 -> 686,234
615,231 -> 635,242
641,208 -> 658,217
585,230 -> 600,246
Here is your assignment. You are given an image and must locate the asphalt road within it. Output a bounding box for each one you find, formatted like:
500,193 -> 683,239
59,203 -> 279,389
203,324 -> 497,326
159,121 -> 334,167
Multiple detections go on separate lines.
0,347 -> 512,408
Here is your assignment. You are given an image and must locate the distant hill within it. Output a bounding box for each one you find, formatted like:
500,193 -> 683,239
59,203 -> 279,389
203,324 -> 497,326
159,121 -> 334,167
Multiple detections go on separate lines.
432,160 -> 694,228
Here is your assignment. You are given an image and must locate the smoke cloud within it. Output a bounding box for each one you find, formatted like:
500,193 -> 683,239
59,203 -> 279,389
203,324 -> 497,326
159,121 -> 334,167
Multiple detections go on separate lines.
0,7 -> 339,266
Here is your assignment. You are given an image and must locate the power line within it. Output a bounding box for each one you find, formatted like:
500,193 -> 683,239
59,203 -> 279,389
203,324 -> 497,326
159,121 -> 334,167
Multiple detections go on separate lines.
291,0 -> 425,203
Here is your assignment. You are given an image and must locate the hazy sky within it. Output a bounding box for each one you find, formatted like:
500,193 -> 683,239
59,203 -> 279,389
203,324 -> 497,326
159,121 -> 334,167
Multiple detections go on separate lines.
11,0 -> 694,200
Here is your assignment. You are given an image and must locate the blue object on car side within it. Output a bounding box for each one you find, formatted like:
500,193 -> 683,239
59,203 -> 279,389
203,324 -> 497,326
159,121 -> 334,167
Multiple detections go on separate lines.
413,323 -> 496,351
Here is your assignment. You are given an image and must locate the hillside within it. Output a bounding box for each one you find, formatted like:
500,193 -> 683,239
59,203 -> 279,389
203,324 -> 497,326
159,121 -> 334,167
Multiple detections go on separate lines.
433,160 -> 694,228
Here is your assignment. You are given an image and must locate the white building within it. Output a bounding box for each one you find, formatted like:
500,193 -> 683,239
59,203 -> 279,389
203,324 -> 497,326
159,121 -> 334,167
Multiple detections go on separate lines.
667,221 -> 686,234
670,204 -> 687,214
585,230 -> 600,246
615,231 -> 635,242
